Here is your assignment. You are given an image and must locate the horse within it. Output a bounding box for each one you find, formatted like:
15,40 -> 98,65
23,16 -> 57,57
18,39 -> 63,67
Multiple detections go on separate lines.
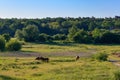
35,56 -> 49,62
76,56 -> 80,61
35,57 -> 41,60
39,56 -> 49,62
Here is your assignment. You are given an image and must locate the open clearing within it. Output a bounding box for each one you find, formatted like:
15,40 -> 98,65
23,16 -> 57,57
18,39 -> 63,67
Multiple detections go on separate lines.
0,43 -> 120,80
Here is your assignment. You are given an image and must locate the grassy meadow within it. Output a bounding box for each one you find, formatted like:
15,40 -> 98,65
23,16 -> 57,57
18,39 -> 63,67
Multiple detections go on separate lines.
0,42 -> 120,80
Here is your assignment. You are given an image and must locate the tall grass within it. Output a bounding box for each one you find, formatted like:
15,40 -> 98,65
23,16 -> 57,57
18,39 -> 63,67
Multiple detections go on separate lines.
0,57 -> 119,80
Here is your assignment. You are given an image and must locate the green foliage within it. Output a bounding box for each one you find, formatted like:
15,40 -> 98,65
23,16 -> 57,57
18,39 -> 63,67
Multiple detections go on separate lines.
94,52 -> 108,61
38,33 -> 47,42
14,29 -> 24,41
2,33 -> 11,42
115,20 -> 120,29
102,20 -> 114,29
0,17 -> 120,44
0,36 -> 6,51
88,22 -> 97,31
114,70 -> 120,80
68,26 -> 78,42
53,34 -> 66,40
23,25 -> 39,42
38,33 -> 52,42
100,31 -> 120,44
92,28 -> 103,43
6,39 -> 22,51
73,30 -> 92,43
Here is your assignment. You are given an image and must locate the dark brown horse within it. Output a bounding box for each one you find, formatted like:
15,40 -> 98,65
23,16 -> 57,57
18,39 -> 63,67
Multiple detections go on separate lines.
76,56 -> 80,61
35,57 -> 41,60
35,56 -> 49,62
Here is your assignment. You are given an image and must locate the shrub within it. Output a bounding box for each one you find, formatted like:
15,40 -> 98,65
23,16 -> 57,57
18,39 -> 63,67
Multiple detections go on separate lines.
6,40 -> 22,51
2,33 -> 11,42
94,52 -> 108,61
38,33 -> 53,42
0,36 -> 6,51
53,34 -> 67,40
114,70 -> 120,80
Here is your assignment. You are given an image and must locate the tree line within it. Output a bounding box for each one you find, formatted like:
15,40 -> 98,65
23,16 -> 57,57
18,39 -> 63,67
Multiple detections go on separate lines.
0,16 -> 120,44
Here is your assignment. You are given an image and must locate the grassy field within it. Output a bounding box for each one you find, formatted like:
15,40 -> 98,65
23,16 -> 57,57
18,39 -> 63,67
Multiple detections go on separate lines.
0,43 -> 120,80
21,42 -> 120,56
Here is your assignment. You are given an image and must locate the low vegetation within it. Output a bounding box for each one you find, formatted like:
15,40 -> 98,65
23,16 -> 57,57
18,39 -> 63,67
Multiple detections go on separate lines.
6,39 -> 21,51
93,52 -> 108,61
114,69 -> 120,80
0,57 -> 119,80
0,43 -> 119,80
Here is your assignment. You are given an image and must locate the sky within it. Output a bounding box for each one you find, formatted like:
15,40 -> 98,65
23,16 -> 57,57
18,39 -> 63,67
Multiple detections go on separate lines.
0,0 -> 120,18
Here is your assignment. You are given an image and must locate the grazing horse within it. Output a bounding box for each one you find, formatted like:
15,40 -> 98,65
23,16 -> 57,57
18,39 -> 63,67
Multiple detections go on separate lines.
76,56 -> 80,61
35,57 -> 41,60
39,56 -> 49,62
35,56 -> 49,62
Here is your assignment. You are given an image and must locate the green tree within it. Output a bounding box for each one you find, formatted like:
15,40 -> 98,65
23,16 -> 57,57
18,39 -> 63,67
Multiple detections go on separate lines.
14,29 -> 24,41
115,20 -> 120,29
100,31 -> 120,44
0,35 -> 6,51
92,28 -> 103,43
88,22 -> 97,31
38,33 -> 47,42
68,26 -> 78,42
53,34 -> 66,40
38,33 -> 52,42
102,20 -> 114,29
2,33 -> 11,42
6,39 -> 22,51
73,30 -> 92,43
23,25 -> 39,42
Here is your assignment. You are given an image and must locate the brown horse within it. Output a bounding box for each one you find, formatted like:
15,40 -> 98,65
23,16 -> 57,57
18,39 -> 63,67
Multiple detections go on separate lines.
35,57 -> 41,60
35,56 -> 49,62
40,56 -> 49,62
76,56 -> 80,61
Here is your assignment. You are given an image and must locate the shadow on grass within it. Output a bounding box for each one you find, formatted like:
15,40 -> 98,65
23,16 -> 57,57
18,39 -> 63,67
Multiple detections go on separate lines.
0,75 -> 22,80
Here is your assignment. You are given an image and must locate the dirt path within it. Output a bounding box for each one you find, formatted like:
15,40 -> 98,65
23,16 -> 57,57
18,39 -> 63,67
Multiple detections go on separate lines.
109,59 -> 120,67
0,51 -> 95,57
0,52 -> 41,57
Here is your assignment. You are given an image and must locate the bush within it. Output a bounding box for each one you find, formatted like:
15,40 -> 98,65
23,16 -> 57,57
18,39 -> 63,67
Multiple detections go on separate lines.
38,33 -> 53,42
0,36 -> 6,51
53,34 -> 67,40
114,70 -> 120,80
94,52 -> 108,61
6,40 -> 22,51
2,33 -> 11,42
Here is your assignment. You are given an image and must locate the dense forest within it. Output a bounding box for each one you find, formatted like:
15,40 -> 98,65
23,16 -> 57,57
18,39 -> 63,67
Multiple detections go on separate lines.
0,16 -> 120,44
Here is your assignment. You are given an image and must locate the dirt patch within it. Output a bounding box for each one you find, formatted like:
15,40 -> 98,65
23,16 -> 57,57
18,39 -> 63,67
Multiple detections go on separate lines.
0,52 -> 41,57
109,59 -> 120,67
0,51 -> 95,57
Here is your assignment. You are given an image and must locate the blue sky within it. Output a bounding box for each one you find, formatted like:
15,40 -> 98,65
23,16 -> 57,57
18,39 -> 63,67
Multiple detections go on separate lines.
0,0 -> 120,18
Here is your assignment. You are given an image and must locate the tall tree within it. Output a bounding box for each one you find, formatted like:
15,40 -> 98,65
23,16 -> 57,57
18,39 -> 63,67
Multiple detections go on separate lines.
0,35 -> 6,51
23,25 -> 39,42
68,26 -> 78,42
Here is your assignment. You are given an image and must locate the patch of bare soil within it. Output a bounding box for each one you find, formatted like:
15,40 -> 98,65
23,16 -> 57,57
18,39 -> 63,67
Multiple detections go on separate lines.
0,51 -> 96,57
109,60 -> 120,67
48,51 -> 96,57
0,52 -> 41,57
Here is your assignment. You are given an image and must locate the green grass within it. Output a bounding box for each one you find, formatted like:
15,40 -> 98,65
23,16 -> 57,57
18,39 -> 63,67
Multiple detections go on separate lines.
22,43 -> 120,56
0,43 -> 120,80
0,57 -> 119,80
